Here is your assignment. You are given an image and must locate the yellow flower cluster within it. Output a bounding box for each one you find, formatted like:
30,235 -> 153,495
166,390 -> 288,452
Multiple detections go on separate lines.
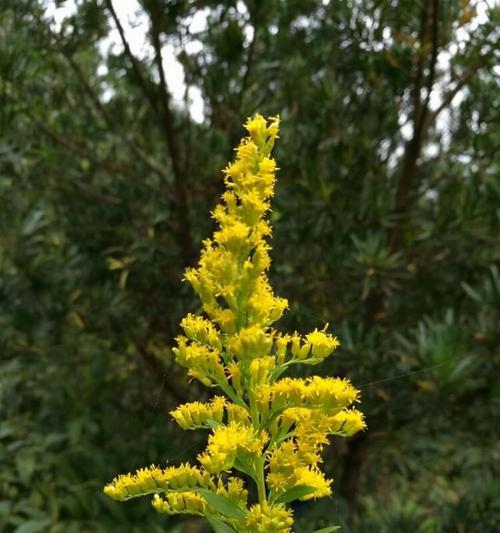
264,406 -> 366,502
198,421 -> 268,474
280,407 -> 366,443
170,396 -> 226,430
216,476 -> 249,508
257,376 -> 359,414
244,503 -> 294,533
104,115 -> 365,531
293,328 -> 340,362
226,402 -> 251,425
103,464 -> 212,501
270,327 -> 340,366
180,313 -> 222,350
173,336 -> 226,387
152,491 -> 207,516
267,438 -> 332,499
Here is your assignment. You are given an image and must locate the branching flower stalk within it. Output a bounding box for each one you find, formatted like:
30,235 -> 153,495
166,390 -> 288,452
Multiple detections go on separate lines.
104,115 -> 366,532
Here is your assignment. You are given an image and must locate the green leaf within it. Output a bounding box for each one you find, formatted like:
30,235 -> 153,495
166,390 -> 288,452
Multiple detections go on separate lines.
14,519 -> 51,533
206,516 -> 238,533
310,527 -> 341,533
274,484 -> 317,504
196,489 -> 247,519
233,457 -> 257,481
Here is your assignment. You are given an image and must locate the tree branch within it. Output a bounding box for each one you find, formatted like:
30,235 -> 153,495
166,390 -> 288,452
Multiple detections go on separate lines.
35,8 -> 173,189
58,46 -> 173,187
411,0 -> 432,124
104,0 -> 160,117
237,23 -> 257,114
11,94 -> 136,181
422,60 -> 485,132
389,0 -> 440,250
342,0 -> 441,481
146,2 -> 196,267
416,0 -> 440,143
105,0 -> 195,266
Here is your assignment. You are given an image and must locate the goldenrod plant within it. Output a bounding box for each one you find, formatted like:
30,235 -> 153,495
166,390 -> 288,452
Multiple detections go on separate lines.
104,115 -> 366,532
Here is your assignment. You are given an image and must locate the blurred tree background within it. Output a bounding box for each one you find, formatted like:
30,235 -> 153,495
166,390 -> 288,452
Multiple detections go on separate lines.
1,0 -> 499,531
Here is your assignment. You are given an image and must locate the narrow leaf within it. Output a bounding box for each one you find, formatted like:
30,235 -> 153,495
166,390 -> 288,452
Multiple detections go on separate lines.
14,519 -> 51,533
311,527 -> 341,533
197,489 -> 247,519
233,457 -> 257,481
274,484 -> 317,504
206,516 -> 238,533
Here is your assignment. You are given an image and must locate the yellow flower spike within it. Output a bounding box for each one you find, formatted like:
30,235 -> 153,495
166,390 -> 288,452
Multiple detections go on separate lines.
263,376 -> 359,413
104,115 -> 364,532
170,396 -> 226,430
104,464 -> 213,502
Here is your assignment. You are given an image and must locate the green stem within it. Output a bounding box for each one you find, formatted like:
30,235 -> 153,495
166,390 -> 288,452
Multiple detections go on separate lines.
256,455 -> 267,505
218,380 -> 248,410
249,390 -> 267,504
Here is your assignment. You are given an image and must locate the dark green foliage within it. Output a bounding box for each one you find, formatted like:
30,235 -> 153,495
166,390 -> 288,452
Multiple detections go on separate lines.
1,0 -> 499,531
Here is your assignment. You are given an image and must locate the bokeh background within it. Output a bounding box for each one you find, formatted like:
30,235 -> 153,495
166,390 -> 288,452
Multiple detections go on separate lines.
1,0 -> 499,531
